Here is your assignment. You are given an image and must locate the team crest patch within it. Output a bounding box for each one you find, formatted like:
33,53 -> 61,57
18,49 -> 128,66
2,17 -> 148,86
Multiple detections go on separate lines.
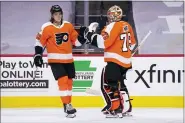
123,25 -> 129,32
63,34 -> 68,41
55,33 -> 69,45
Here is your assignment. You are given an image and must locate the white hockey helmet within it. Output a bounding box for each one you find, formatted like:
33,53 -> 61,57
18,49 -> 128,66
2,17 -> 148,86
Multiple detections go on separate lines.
107,5 -> 123,23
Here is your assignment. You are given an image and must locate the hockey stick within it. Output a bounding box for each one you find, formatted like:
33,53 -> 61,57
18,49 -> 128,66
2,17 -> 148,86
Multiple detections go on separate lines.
33,67 -> 38,80
85,30 -> 152,95
132,30 -> 152,56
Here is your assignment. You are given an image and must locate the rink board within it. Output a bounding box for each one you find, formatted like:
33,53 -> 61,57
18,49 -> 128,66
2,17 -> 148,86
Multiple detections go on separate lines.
0,55 -> 184,108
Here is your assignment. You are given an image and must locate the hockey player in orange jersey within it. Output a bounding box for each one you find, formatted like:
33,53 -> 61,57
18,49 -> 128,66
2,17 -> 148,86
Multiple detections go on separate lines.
33,5 -> 86,118
85,5 -> 136,118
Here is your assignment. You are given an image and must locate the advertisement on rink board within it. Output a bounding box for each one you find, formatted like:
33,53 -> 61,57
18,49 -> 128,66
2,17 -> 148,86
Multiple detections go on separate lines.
0,56 -> 183,96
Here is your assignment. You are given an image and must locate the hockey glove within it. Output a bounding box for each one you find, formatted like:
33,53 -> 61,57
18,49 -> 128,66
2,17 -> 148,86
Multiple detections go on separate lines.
77,26 -> 87,45
34,46 -> 44,67
86,31 -> 98,45
34,54 -> 43,67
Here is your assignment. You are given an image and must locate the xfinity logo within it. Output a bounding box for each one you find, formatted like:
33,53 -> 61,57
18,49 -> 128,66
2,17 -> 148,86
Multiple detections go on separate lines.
135,64 -> 184,88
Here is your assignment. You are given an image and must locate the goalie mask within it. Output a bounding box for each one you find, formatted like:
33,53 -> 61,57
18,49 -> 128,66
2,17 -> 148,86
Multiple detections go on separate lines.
107,5 -> 123,23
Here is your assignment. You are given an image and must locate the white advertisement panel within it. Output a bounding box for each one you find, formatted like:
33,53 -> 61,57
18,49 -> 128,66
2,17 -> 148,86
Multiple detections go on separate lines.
0,56 -> 183,96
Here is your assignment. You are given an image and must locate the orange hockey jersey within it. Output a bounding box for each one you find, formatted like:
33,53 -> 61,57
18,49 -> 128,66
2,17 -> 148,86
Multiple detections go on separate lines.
35,21 -> 81,63
97,21 -> 136,68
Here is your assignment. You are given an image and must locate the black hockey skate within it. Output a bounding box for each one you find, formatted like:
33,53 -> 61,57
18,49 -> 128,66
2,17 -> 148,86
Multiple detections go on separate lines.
63,104 -> 77,118
104,110 -> 120,118
114,105 -> 125,118
103,105 -> 123,118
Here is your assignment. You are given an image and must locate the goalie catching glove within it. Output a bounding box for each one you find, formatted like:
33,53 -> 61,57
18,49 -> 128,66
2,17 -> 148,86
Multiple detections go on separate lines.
86,32 -> 98,45
84,22 -> 100,47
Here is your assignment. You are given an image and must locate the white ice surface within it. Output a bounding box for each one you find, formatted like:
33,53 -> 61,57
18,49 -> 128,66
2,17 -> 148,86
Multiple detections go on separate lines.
1,108 -> 183,123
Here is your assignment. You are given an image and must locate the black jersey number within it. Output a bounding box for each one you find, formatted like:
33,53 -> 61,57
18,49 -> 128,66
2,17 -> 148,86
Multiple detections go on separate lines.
55,33 -> 69,45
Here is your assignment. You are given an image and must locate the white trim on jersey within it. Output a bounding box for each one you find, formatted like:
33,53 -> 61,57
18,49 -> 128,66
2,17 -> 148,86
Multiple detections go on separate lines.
105,22 -> 116,36
35,21 -> 72,48
40,22 -> 53,34
104,52 -> 131,64
40,21 -> 70,34
95,22 -> 116,49
96,35 -> 105,49
48,53 -> 73,60
51,21 -> 70,29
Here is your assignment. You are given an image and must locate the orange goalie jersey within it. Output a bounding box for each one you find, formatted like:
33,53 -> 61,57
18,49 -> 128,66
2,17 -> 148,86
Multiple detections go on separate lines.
35,21 -> 81,63
100,21 -> 136,68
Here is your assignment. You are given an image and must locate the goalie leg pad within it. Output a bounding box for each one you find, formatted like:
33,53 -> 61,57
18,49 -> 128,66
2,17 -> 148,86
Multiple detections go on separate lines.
106,82 -> 120,111
101,67 -> 111,112
119,75 -> 132,113
120,91 -> 130,113
101,67 -> 121,112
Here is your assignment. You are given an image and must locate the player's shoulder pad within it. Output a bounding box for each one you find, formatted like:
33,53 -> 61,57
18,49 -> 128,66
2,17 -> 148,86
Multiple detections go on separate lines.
41,22 -> 52,31
63,20 -> 70,24
121,21 -> 131,27
106,22 -> 116,28
105,22 -> 116,35
63,20 -> 75,29
63,20 -> 73,27
123,21 -> 132,31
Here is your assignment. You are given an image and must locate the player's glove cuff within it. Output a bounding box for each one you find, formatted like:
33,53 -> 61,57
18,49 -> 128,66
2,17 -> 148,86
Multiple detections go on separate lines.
35,46 -> 43,55
87,32 -> 98,43
33,54 -> 43,68
78,35 -> 86,45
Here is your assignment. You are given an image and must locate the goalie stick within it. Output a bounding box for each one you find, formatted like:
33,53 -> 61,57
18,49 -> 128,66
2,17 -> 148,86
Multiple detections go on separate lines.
132,30 -> 152,56
85,30 -> 152,95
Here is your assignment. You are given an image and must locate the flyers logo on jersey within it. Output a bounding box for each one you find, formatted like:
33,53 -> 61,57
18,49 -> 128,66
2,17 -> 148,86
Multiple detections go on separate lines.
55,33 -> 69,45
